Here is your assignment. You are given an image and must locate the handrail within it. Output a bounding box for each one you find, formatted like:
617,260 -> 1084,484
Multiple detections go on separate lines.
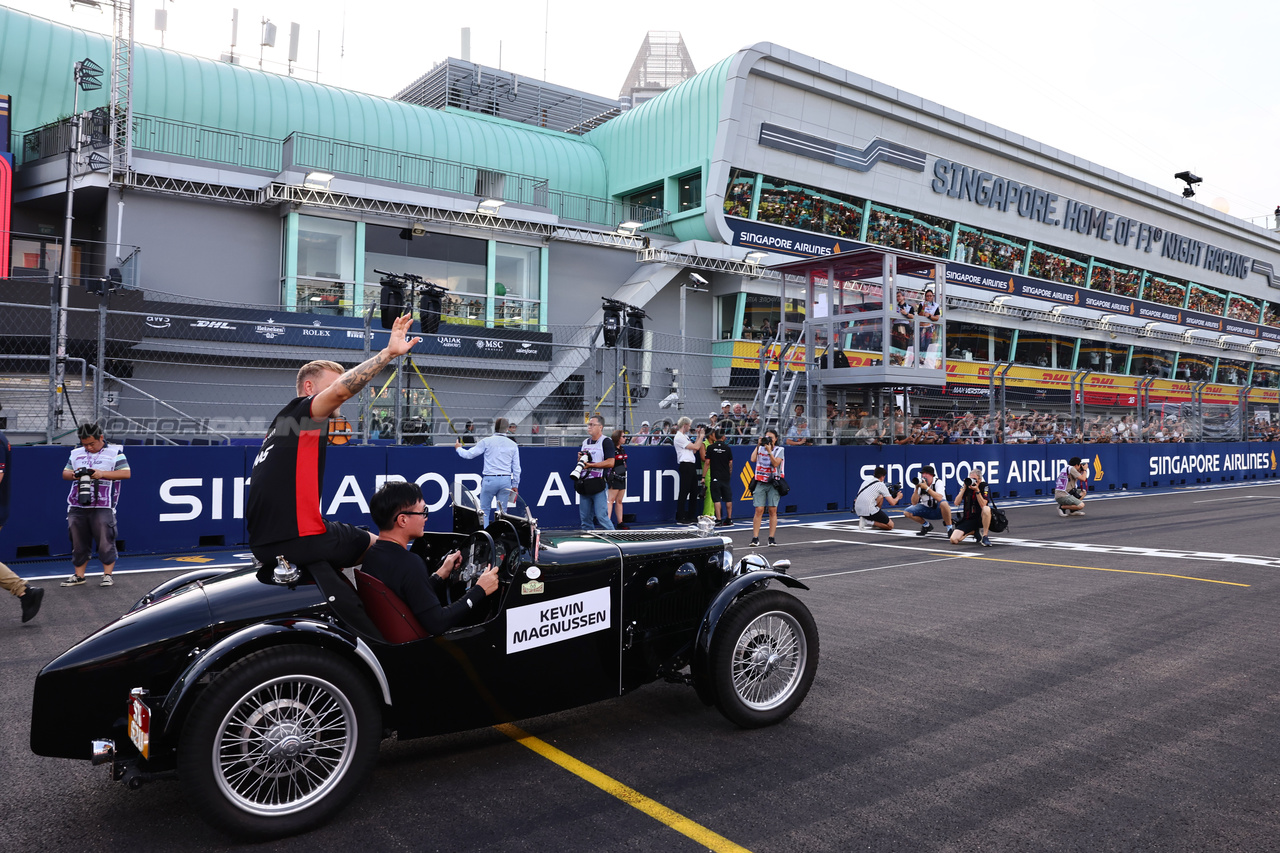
90,365 -> 233,443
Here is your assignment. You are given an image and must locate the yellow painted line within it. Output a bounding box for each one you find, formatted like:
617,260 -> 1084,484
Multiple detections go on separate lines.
932,553 -> 1250,587
495,723 -> 751,853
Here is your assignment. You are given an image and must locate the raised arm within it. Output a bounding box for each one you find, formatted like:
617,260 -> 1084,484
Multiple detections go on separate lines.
312,314 -> 420,419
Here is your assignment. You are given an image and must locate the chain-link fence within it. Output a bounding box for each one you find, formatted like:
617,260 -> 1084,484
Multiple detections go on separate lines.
3,281 -> 1279,446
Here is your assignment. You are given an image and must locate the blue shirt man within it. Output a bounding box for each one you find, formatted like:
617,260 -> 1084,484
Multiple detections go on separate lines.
455,417 -> 522,525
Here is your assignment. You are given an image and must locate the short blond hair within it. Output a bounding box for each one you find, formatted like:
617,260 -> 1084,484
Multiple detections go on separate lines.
296,360 -> 345,394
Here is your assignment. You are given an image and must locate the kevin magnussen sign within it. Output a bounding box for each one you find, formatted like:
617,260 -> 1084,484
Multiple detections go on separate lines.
506,588 -> 611,653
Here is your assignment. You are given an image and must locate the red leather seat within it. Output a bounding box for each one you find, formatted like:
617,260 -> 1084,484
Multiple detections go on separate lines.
354,570 -> 430,643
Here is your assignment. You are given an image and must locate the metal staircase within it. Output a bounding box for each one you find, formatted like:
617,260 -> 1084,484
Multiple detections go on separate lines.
749,332 -> 805,436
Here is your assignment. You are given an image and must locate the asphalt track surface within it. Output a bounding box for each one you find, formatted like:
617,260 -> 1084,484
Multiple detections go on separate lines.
5,482 -> 1280,852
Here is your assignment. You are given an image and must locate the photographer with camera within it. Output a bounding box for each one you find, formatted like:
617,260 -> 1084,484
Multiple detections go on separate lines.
749,428 -> 785,546
902,464 -> 954,537
853,466 -> 903,531
574,414 -> 615,530
949,465 -> 993,547
60,422 -> 131,587
1055,456 -> 1089,517
673,417 -> 706,524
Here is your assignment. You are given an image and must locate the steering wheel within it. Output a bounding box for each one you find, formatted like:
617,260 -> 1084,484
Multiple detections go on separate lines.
456,531 -> 495,590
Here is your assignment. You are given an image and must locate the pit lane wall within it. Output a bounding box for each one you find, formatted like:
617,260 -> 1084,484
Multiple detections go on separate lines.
3,442 -> 1276,561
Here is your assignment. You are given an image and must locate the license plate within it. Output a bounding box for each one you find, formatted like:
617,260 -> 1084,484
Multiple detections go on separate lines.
127,695 -> 150,759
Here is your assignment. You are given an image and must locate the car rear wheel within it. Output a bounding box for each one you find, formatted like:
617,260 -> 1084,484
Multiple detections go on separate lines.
710,590 -> 818,728
178,646 -> 382,839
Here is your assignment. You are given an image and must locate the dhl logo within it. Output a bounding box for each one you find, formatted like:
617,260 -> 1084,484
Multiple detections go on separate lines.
1092,377 -> 1116,386
1043,372 -> 1071,382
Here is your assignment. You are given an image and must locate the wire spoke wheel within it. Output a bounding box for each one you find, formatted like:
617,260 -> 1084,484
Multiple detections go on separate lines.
179,647 -> 381,839
710,589 -> 819,728
729,611 -> 805,711
214,675 -> 356,815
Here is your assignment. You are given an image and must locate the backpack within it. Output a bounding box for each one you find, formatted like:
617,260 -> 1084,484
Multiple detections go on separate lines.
988,502 -> 1010,533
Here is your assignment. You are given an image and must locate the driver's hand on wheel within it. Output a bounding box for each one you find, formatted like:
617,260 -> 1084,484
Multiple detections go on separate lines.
436,550 -> 462,580
476,564 -> 499,595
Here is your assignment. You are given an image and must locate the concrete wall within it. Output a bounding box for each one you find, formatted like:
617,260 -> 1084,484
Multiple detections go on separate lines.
106,193 -> 284,305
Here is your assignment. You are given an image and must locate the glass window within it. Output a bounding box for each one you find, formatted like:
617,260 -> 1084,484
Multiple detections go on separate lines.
677,171 -> 703,211
865,204 -> 953,258
1014,332 -> 1076,368
741,293 -> 804,341
1264,301 -> 1280,328
756,176 -> 864,240
623,184 -> 664,211
9,237 -> 79,282
1226,294 -> 1260,323
954,226 -> 1024,274
494,243 -> 541,329
364,226 -> 488,326
298,216 -> 355,280
1188,283 -> 1226,316
1215,357 -> 1249,385
1175,353 -> 1214,382
945,321 -> 1009,362
1253,365 -> 1279,388
1142,274 -> 1186,308
1027,243 -> 1088,286
1130,346 -> 1174,378
1079,337 -> 1128,374
724,169 -> 755,218
1089,262 -> 1141,298
717,294 -> 739,340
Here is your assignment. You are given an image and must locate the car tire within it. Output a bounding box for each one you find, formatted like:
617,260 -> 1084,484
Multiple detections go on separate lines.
709,589 -> 819,729
177,645 -> 382,840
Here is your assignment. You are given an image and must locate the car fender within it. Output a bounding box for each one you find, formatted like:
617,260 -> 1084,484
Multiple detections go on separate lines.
690,572 -> 809,706
160,619 -> 392,741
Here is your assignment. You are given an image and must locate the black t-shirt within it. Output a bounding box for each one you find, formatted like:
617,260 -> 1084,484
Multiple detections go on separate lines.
360,540 -> 484,635
706,440 -> 733,482
0,429 -> 11,527
247,396 -> 330,545
960,480 -> 989,520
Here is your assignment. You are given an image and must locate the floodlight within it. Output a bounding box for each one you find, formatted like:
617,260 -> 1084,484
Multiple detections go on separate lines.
303,171 -> 334,190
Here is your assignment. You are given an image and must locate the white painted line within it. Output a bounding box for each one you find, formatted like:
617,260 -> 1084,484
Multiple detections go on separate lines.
1192,495 -> 1280,503
798,555 -> 961,581
21,561 -> 250,583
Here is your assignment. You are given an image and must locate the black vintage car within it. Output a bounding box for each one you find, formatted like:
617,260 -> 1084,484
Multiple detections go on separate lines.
31,491 -> 818,839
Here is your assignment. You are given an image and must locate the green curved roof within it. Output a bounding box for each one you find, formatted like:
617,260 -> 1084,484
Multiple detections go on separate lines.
0,7 -> 608,197
583,54 -> 733,197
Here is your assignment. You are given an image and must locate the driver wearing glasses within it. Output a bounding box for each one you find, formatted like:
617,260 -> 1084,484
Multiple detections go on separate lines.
361,481 -> 498,634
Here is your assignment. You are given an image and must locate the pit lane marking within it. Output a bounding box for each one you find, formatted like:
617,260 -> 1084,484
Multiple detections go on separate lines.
495,723 -> 751,853
935,553 -> 1251,587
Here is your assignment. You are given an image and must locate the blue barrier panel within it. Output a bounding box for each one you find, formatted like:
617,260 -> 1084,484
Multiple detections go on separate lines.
2,442 -> 1275,561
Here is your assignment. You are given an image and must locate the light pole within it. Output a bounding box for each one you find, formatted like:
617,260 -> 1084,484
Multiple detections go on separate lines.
50,58 -> 104,439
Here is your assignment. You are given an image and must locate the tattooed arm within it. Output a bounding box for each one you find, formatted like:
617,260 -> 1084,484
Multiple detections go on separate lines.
311,314 -> 421,419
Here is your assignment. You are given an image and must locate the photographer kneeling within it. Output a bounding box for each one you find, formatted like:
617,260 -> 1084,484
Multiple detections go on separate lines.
853,465 -> 902,531
949,465 -> 993,547
749,428 -> 784,547
1055,456 -> 1088,517
902,464 -> 953,537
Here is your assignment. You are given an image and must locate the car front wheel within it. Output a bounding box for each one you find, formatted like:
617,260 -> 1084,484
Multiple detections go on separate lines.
178,646 -> 382,839
710,589 -> 819,728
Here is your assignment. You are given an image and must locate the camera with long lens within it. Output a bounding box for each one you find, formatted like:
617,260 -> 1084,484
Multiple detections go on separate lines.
909,474 -> 921,487
887,482 -> 902,499
568,451 -> 592,482
73,467 -> 96,506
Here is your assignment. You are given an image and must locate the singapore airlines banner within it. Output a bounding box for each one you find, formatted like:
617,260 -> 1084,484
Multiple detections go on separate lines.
1,442 -> 1275,561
